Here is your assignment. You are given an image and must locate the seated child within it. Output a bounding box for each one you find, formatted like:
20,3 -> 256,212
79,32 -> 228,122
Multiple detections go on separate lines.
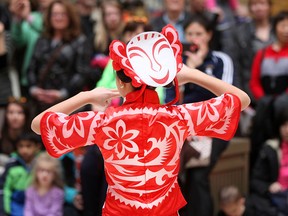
217,185 -> 254,216
24,152 -> 64,216
0,132 -> 41,216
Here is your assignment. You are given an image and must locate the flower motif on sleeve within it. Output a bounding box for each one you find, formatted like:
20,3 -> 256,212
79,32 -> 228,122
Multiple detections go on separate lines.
102,119 -> 139,159
186,97 -> 223,125
59,112 -> 96,138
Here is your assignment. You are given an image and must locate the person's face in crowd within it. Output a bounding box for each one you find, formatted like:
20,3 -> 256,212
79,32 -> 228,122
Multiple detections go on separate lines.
36,161 -> 55,188
164,0 -> 185,13
185,22 -> 212,51
17,140 -> 39,163
104,4 -> 122,31
280,121 -> 288,142
50,3 -> 69,31
221,198 -> 245,216
38,0 -> 54,10
249,0 -> 270,21
276,18 -> 288,46
6,102 -> 26,130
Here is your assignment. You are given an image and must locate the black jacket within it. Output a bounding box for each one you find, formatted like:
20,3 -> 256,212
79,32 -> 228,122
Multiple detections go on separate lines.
250,139 -> 280,197
28,35 -> 101,97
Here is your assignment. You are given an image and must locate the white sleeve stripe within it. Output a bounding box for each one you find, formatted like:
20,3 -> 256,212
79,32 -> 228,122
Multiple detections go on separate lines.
212,51 -> 234,84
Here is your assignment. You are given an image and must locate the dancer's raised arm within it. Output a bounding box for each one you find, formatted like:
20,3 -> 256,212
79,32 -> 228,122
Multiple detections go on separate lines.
31,87 -> 120,135
177,64 -> 250,110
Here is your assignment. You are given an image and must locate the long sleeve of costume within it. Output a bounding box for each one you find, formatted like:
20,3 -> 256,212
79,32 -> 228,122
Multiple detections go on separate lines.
178,93 -> 241,141
40,111 -> 105,158
250,49 -> 265,100
41,93 -> 240,159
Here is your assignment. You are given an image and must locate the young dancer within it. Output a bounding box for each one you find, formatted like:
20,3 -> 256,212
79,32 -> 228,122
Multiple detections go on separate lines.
31,25 -> 250,215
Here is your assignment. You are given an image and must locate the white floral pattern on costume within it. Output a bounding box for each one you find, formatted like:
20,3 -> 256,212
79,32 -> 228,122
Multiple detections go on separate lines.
103,119 -> 139,159
40,93 -> 241,215
58,112 -> 96,138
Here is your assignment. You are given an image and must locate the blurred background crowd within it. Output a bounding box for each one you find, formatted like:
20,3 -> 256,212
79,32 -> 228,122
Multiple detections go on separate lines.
0,0 -> 288,215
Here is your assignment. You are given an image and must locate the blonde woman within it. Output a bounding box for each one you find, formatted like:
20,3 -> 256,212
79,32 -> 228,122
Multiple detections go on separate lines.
91,0 -> 124,70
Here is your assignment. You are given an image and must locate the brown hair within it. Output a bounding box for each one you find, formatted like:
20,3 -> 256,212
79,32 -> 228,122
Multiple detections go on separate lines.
248,0 -> 272,8
93,0 -> 124,53
43,0 -> 81,42
0,98 -> 31,155
31,152 -> 64,189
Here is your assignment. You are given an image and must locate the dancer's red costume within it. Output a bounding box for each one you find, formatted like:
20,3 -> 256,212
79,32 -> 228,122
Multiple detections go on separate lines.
40,25 -> 241,215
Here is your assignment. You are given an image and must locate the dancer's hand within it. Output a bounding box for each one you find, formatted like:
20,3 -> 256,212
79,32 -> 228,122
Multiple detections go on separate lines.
31,88 -> 120,134
89,87 -> 120,111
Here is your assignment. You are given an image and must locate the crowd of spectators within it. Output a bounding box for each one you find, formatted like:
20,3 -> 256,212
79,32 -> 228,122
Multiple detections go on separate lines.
0,0 -> 288,215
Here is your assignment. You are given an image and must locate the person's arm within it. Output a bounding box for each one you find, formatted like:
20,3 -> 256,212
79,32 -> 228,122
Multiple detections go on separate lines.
3,170 -> 12,214
0,22 -> 6,56
31,87 -> 120,135
177,64 -> 250,110
0,22 -> 7,69
10,0 -> 41,46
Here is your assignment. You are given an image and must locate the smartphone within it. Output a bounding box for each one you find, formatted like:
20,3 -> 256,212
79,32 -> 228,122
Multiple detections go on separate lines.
182,43 -> 199,53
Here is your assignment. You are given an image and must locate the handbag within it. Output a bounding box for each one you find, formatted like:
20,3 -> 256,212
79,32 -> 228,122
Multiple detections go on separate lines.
181,136 -> 212,169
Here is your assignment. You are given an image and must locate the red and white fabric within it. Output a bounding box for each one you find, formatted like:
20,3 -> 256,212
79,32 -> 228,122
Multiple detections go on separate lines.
40,89 -> 241,216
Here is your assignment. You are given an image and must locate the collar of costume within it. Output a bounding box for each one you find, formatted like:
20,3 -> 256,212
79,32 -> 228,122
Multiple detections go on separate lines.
124,88 -> 160,105
109,24 -> 183,104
